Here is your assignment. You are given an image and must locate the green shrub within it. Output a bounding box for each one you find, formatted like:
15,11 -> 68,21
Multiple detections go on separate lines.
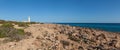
1,23 -> 13,28
0,27 -> 25,41
16,22 -> 29,27
17,29 -> 25,35
0,27 -> 10,38
30,22 -> 37,24
0,20 -> 6,24
0,32 -> 6,38
0,20 -> 32,42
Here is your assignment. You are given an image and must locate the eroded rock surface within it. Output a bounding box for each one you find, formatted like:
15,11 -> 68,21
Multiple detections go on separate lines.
0,24 -> 120,50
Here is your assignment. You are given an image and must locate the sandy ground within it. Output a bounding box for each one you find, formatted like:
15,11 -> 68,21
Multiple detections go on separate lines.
14,25 -> 25,29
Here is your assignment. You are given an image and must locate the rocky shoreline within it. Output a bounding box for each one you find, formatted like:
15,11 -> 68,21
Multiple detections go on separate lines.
0,24 -> 120,50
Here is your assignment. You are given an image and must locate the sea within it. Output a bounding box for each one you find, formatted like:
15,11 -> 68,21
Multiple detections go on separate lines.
57,23 -> 120,32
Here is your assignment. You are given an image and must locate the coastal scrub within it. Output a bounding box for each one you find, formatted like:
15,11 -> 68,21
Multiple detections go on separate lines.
0,22 -> 27,42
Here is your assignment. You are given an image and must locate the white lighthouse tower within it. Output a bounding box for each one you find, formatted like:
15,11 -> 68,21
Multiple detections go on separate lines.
28,16 -> 30,22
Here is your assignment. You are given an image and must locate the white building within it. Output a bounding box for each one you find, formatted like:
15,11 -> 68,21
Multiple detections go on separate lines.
23,16 -> 31,22
28,16 -> 30,22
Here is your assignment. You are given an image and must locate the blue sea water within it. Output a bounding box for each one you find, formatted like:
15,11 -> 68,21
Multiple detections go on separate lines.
57,23 -> 120,32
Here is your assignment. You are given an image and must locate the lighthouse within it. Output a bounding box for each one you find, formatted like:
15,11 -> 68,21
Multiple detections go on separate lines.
28,16 -> 30,22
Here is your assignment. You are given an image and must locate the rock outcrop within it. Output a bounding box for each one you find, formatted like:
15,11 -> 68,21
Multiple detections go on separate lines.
0,24 -> 120,50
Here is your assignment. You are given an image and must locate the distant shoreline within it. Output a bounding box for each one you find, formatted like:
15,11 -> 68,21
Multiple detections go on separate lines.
56,23 -> 120,33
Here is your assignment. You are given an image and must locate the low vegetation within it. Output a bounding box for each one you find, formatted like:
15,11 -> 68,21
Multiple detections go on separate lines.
1,23 -> 14,27
0,20 -> 40,27
0,20 -> 43,43
0,27 -> 25,42
0,20 -> 34,42
15,22 -> 29,27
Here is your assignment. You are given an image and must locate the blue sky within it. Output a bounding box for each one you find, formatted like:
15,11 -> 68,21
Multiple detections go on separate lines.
0,0 -> 120,23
